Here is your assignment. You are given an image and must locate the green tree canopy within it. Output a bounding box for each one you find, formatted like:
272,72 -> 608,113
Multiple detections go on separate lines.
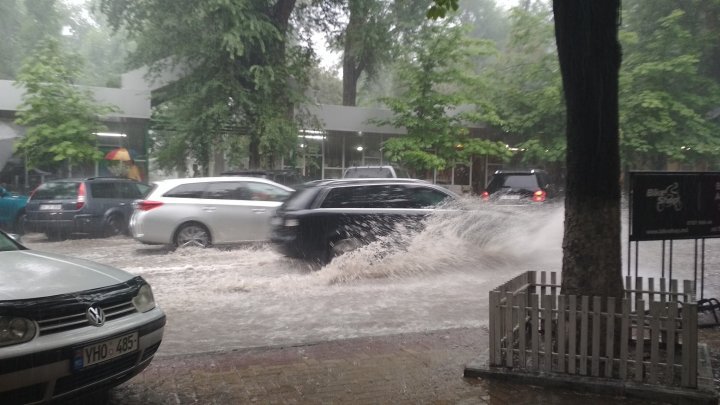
13,37 -> 114,173
378,21 -> 510,172
100,0 -> 308,171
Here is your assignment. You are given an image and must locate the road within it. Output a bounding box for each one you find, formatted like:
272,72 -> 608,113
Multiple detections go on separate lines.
22,203 -> 720,357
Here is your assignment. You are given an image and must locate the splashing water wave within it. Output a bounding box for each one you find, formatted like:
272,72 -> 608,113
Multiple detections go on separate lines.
317,200 -> 565,285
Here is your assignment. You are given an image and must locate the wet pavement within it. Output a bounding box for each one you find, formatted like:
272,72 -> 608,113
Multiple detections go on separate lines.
98,327 -> 686,405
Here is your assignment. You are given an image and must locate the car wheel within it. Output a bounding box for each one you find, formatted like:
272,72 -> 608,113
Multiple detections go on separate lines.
174,223 -> 211,248
13,212 -> 26,235
104,213 -> 126,236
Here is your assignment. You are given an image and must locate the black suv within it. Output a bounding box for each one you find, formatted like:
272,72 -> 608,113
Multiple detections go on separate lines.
25,177 -> 150,239
481,169 -> 559,203
270,178 -> 458,263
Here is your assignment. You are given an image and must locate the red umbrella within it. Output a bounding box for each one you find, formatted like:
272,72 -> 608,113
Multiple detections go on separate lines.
104,147 -> 135,161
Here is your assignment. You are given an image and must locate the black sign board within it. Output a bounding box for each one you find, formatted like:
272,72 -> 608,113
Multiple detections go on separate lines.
630,172 -> 720,241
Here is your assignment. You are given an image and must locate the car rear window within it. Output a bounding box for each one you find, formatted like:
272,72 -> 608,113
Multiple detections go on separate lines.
488,174 -> 539,192
31,182 -> 80,200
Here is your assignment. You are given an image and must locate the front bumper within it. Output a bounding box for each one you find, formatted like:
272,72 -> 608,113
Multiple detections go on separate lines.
0,309 -> 166,404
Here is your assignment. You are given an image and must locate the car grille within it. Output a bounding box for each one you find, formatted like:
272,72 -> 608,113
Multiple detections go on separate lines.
37,300 -> 137,336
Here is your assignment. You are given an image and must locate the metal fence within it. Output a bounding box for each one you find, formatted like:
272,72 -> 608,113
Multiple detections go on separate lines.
488,270 -> 698,388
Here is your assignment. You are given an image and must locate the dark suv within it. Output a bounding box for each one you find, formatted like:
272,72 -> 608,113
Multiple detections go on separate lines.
25,177 -> 150,239
270,178 -> 458,263
481,169 -> 559,203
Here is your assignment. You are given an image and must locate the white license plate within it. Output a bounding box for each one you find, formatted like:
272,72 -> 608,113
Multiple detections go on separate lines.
499,195 -> 521,200
39,204 -> 62,210
75,332 -> 139,369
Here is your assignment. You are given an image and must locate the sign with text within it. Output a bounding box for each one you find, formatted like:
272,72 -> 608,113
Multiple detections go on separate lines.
630,172 -> 720,241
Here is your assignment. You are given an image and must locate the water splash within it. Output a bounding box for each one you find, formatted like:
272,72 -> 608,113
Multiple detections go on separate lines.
318,200 -> 565,284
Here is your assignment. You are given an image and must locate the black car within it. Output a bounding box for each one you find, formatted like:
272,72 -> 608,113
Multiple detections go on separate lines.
481,169 -> 559,203
270,178 -> 458,263
25,177 -> 151,239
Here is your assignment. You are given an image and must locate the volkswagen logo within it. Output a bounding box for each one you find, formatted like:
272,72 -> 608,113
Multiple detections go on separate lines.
86,305 -> 106,327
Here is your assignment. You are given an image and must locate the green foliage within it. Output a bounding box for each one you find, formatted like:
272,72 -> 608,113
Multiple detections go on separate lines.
13,37 -> 115,170
101,0 -> 307,169
484,1 -> 566,165
427,0 -> 459,19
620,5 -> 720,168
378,21 -> 511,171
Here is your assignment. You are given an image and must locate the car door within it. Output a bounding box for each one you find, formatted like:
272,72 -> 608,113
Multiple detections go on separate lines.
201,181 -> 290,243
239,181 -> 292,241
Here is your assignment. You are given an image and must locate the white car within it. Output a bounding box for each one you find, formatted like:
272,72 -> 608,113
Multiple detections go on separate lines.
0,231 -> 165,403
130,176 -> 294,248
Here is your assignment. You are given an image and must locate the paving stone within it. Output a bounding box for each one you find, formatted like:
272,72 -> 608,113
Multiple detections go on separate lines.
102,326 -> 720,404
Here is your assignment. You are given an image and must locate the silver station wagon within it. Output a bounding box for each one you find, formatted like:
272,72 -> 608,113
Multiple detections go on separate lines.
130,176 -> 294,248
0,231 -> 166,404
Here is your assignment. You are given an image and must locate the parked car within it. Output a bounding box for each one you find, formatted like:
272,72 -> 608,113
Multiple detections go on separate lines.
342,165 -> 411,179
480,169 -> 559,203
0,229 -> 165,404
24,177 -> 151,240
130,176 -> 294,248
220,169 -> 307,188
0,187 -> 27,234
270,178 -> 458,263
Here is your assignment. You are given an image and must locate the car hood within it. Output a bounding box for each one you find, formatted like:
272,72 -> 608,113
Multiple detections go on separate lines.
0,250 -> 134,300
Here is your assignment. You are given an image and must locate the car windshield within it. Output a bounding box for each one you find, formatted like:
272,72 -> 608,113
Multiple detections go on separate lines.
31,182 -> 80,200
0,232 -> 22,252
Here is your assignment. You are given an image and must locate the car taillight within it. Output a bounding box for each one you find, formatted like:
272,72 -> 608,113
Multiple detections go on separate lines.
481,191 -> 489,201
76,183 -> 86,209
532,190 -> 546,202
136,200 -> 163,211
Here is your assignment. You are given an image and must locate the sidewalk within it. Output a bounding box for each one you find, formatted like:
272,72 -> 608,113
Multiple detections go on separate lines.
100,326 -> 697,404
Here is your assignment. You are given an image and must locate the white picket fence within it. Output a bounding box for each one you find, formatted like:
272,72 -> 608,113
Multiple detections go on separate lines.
489,271 -> 698,388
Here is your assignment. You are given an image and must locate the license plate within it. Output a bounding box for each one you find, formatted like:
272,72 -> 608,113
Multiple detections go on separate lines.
499,195 -> 521,200
74,332 -> 139,369
39,204 -> 62,210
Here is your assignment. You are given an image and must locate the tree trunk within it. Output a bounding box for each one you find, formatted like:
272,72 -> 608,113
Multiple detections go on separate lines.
554,0 -> 624,298
342,0 -> 365,106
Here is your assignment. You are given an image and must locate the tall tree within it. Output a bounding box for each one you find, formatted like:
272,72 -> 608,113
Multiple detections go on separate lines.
553,0 -> 623,297
620,4 -> 720,170
13,38 -> 114,174
100,0 -> 306,170
487,1 -> 565,167
379,22 -> 510,172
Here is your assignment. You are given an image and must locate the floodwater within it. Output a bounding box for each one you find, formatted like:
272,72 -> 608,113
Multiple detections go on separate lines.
22,201 -> 720,356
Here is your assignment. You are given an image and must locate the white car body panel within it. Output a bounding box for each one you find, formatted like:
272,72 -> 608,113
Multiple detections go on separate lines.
130,176 -> 293,246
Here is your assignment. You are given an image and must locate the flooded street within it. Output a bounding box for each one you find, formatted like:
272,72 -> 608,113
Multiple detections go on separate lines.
22,202 -> 720,357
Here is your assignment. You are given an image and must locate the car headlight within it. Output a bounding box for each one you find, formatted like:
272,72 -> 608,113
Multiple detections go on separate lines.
284,219 -> 300,227
0,316 -> 36,347
132,284 -> 156,313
